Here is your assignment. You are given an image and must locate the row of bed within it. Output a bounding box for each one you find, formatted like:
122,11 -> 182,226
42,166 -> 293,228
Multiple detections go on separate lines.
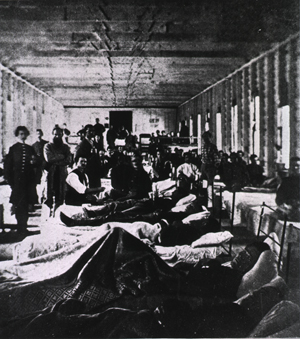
0,178 -> 299,337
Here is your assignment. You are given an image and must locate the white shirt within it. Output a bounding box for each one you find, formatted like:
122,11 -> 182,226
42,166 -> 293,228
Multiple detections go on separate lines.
176,163 -> 201,180
66,171 -> 89,194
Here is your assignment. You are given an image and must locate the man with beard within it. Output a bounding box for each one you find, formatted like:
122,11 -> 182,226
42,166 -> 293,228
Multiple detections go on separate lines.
74,124 -> 102,188
65,157 -> 105,206
44,126 -> 72,210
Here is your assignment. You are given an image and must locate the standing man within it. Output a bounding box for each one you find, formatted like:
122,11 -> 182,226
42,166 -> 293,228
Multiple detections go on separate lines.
94,118 -> 105,150
201,131 -> 220,206
62,123 -> 71,144
107,125 -> 118,150
179,120 -> 189,144
4,126 -> 38,234
44,126 -> 72,210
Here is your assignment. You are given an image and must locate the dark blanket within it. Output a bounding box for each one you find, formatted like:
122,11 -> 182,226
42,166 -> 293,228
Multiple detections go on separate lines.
0,228 -> 244,338
1,298 -> 252,338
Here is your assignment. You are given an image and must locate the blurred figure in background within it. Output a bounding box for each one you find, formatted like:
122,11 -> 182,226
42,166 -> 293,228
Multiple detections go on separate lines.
247,154 -> 265,187
201,131 -> 220,205
94,118 -> 105,150
32,129 -> 48,203
107,125 -> 118,150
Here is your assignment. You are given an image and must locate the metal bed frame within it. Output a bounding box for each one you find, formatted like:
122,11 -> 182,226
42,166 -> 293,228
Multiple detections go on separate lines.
256,201 -> 295,282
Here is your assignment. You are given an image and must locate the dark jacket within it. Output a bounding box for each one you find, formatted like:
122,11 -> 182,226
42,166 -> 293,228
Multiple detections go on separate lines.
4,143 -> 38,205
65,168 -> 89,206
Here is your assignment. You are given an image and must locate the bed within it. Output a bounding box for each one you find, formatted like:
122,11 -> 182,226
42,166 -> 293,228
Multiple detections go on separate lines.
0,226 -> 298,336
0,187 -> 299,338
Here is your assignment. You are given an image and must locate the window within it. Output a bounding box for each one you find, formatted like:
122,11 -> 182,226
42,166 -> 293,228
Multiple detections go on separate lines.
250,96 -> 260,156
277,105 -> 290,168
231,104 -> 238,152
197,114 -> 202,153
5,101 -> 14,154
205,111 -> 210,132
216,112 -> 222,151
189,115 -> 193,140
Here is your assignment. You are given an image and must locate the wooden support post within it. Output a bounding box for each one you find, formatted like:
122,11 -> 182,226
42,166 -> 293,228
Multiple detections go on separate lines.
236,71 -> 242,152
225,79 -> 232,153
242,67 -> 251,158
0,70 -> 3,162
258,58 -> 267,172
289,36 -> 300,158
266,53 -> 276,177
221,81 -> 226,152
2,71 -> 8,156
12,77 -> 18,128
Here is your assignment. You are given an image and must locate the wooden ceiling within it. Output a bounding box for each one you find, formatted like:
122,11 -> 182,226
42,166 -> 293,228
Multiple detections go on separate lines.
0,0 -> 298,108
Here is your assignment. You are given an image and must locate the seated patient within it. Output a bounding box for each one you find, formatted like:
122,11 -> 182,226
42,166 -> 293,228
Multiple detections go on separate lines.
276,156 -> 300,221
174,152 -> 201,201
65,157 -> 104,206
247,154 -> 265,187
176,152 -> 201,185
116,152 -> 152,201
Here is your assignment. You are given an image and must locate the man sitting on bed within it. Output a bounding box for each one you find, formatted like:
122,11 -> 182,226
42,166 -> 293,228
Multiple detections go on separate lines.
65,157 -> 105,206
276,156 -> 300,221
101,151 -> 152,202
247,154 -> 265,187
116,152 -> 152,200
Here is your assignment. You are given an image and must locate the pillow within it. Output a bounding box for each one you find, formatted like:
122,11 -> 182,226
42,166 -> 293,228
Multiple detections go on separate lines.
182,209 -> 210,224
171,202 -> 194,213
236,250 -> 278,298
175,194 -> 197,206
191,231 -> 233,248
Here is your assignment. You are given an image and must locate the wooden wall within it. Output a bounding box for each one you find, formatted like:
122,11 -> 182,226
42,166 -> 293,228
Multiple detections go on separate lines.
177,34 -> 300,176
0,63 -> 64,162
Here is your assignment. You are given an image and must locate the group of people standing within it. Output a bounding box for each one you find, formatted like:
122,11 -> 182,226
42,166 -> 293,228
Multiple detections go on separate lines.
3,122 -> 144,233
4,126 -> 72,233
77,120 -> 137,152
